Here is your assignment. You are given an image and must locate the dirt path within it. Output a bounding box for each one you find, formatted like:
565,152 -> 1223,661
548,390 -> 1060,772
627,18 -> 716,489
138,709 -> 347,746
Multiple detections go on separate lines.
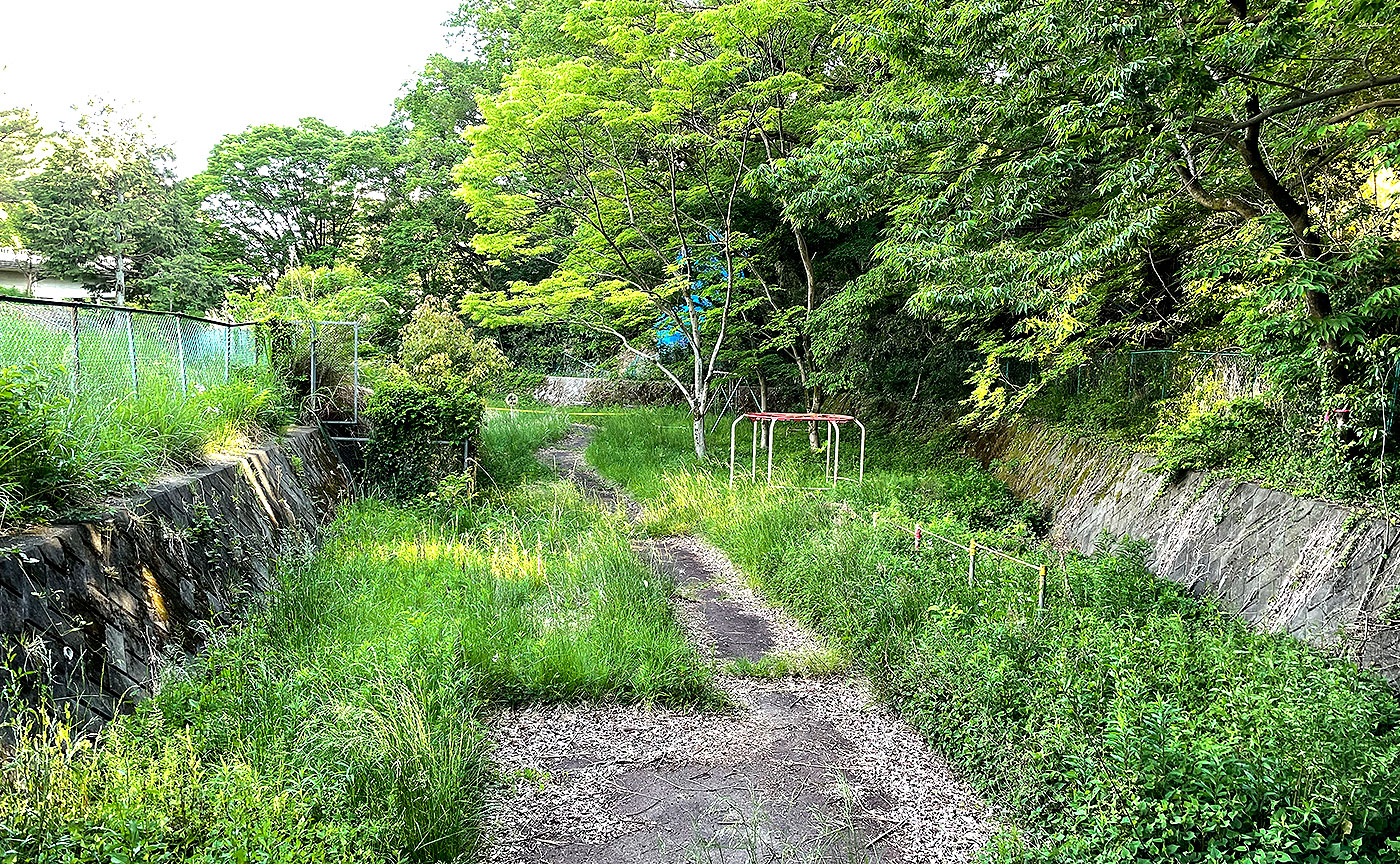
481,427 -> 991,863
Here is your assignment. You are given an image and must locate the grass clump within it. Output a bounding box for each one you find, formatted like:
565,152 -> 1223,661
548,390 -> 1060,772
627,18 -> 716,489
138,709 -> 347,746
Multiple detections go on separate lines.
0,363 -> 294,529
587,406 -> 1400,864
1,410 -> 713,862
724,647 -> 847,679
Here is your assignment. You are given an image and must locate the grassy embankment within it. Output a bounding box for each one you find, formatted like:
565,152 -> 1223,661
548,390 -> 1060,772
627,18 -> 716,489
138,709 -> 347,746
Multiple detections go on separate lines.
0,410 -> 715,863
0,315 -> 292,528
587,407 -> 1400,864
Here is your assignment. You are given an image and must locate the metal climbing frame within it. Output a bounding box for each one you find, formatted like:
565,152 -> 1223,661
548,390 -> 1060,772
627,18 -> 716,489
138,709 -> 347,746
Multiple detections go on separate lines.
728,412 -> 866,490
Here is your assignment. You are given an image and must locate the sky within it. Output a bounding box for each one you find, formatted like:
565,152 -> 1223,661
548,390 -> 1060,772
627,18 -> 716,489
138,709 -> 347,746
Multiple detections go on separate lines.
1,0 -> 465,176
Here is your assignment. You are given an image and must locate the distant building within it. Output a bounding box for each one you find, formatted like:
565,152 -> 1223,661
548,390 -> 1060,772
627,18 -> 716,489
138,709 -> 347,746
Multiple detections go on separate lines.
0,247 -> 91,301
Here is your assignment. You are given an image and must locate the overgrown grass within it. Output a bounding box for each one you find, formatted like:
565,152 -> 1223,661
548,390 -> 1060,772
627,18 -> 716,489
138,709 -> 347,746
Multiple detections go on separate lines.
477,404 -> 571,488
0,363 -> 294,529
587,406 -> 1400,864
1,411 -> 714,863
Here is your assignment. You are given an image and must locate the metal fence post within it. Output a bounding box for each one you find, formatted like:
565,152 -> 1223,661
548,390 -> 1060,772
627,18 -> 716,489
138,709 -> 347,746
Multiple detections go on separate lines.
125,311 -> 138,392
309,321 -> 318,395
70,307 -> 81,393
1037,564 -> 1047,615
224,325 -> 231,383
177,319 -> 188,396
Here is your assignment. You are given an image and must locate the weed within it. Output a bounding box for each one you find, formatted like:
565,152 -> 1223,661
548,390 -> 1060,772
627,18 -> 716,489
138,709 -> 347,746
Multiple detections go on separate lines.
0,410 -> 714,862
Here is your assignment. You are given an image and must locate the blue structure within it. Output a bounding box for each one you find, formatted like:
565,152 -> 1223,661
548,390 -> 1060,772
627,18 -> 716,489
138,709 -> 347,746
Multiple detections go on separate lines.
655,239 -> 735,351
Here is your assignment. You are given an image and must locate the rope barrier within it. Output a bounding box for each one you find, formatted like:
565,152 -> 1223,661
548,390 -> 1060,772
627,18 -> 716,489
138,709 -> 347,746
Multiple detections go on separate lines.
837,501 -> 1051,614
483,406 -> 630,416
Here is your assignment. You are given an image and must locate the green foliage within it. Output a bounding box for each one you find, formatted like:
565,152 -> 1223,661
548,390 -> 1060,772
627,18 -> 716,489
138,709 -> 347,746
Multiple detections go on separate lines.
363,379 -> 484,498
0,368 -> 70,524
0,365 -> 292,529
190,119 -> 386,285
395,297 -> 509,390
587,408 -> 1400,864
0,106 -> 43,212
1,421 -> 713,862
15,103 -> 224,311
228,265 -> 418,359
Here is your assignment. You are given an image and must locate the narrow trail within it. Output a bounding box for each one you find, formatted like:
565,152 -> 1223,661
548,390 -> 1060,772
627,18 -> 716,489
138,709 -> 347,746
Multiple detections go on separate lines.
482,426 -> 991,863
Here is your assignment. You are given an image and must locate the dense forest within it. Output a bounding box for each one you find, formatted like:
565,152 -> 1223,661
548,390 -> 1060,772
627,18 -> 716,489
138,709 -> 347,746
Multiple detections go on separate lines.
3,0 -> 1400,498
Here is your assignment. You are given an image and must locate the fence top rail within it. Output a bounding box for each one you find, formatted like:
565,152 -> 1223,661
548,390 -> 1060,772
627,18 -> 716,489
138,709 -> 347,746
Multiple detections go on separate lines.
0,294 -> 256,329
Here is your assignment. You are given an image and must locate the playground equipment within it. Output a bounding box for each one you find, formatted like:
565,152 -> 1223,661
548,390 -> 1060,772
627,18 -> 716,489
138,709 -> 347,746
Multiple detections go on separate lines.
728,411 -> 866,489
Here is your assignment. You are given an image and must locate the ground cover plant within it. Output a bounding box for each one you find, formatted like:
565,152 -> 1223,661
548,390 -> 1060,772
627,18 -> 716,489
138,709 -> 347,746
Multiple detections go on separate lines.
0,411 -> 715,863
0,363 -> 294,530
587,407 -> 1400,864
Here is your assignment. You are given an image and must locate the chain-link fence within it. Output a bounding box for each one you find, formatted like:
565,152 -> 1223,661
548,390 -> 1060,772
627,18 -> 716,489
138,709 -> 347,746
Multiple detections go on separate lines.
0,295 -> 259,398
262,319 -> 361,425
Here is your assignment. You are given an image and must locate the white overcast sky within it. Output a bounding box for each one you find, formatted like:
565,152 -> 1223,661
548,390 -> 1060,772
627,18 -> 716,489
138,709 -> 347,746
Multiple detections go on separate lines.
1,0 -> 465,176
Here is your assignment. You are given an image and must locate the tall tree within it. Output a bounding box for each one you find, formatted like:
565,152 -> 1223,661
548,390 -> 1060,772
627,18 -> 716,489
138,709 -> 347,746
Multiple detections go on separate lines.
785,0 -> 1400,420
459,0 -> 779,458
190,119 -> 378,285
361,56 -> 503,297
17,104 -> 221,311
0,107 -> 43,211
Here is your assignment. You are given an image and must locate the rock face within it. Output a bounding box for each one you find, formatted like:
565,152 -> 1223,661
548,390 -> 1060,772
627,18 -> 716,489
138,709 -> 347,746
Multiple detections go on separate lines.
0,426 -> 352,726
972,422 -> 1400,686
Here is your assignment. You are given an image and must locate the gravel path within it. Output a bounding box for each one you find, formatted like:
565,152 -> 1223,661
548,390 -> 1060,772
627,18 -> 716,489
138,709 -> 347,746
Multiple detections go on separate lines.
482,427 -> 992,863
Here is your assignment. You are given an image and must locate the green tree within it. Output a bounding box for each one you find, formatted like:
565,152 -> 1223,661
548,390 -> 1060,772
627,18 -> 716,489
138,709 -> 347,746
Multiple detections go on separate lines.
459,0 -> 781,458
17,104 -> 221,311
796,0 -> 1400,422
191,119 -> 380,285
0,106 -> 42,211
361,56 -> 507,297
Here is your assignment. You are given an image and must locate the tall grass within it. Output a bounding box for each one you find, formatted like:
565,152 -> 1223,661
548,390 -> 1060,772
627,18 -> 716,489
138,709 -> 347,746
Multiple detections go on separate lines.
476,405 -> 571,488
1,410 -> 714,863
586,407 -> 1400,864
0,363 -> 294,528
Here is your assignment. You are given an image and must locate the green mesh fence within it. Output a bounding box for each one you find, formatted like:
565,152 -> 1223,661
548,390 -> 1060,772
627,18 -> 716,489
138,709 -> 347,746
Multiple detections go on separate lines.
0,296 -> 259,397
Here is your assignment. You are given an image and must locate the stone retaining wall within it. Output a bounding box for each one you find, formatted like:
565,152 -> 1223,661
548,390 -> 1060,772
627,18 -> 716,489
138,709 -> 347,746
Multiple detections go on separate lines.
532,375 -> 798,412
971,423 -> 1400,685
0,426 -> 352,726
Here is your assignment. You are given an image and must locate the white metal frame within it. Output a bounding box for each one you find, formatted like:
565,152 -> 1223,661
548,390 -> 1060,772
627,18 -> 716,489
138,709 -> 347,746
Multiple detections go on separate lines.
728,413 -> 866,490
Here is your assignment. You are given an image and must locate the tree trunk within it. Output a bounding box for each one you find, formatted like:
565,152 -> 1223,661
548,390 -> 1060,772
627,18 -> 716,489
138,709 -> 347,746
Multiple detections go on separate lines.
691,408 -> 706,461
807,387 -> 821,451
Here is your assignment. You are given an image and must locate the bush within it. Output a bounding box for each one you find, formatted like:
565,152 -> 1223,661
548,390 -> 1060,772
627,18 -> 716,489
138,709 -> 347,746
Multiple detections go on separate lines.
397,298 -> 509,391
364,380 -> 484,498
0,368 -> 73,523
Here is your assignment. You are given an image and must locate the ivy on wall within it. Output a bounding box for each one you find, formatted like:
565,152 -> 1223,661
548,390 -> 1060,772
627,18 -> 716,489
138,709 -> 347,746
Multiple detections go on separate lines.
363,380 -> 484,498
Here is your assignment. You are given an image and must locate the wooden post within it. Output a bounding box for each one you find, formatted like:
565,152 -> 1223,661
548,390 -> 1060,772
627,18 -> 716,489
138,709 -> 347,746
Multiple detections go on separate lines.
1037,564 -> 1047,615
967,539 -> 977,589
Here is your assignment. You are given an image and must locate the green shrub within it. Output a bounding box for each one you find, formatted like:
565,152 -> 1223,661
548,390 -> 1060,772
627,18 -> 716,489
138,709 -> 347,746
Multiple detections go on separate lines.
0,367 -> 73,522
397,298 -> 510,391
364,380 -> 484,497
